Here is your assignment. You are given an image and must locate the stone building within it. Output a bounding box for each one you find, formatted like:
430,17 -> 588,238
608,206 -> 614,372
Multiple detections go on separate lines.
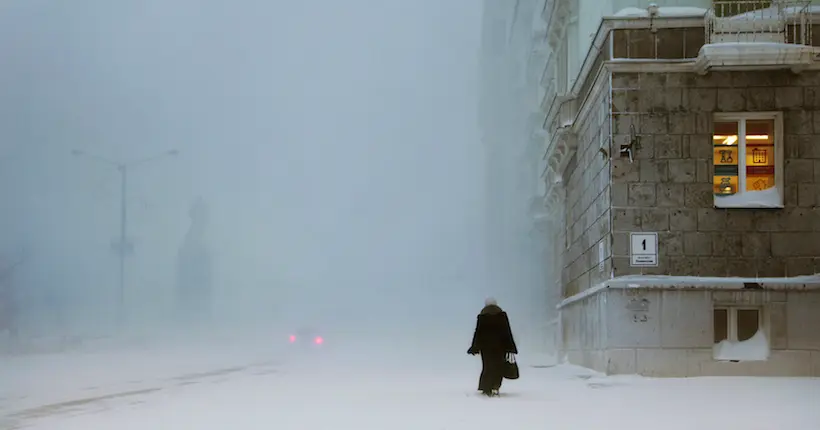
539,1 -> 820,376
479,0 -> 560,356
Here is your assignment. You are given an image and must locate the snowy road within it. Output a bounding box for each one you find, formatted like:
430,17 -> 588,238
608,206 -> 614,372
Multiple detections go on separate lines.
4,346 -> 820,429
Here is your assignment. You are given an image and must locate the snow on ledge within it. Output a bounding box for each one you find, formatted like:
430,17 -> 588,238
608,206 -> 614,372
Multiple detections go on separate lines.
714,330 -> 770,362
696,43 -> 818,73
557,274 -> 820,309
610,6 -> 707,18
714,188 -> 783,209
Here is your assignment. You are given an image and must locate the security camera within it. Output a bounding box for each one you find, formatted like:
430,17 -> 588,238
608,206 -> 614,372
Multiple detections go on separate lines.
647,3 -> 659,16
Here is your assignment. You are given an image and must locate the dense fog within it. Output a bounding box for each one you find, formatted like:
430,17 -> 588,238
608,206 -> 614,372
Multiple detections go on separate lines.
0,1 -> 546,354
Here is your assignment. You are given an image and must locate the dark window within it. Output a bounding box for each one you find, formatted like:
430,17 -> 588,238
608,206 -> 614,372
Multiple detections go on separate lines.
736,309 -> 760,342
684,28 -> 706,58
656,28 -> 685,59
714,308 -> 728,343
714,307 -> 761,343
612,28 -> 704,59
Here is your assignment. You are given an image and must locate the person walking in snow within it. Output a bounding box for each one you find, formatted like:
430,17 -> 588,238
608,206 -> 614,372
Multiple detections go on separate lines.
467,298 -> 517,396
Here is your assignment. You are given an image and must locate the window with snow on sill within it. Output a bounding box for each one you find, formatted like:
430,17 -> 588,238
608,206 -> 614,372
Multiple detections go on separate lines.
714,187 -> 783,209
713,330 -> 770,362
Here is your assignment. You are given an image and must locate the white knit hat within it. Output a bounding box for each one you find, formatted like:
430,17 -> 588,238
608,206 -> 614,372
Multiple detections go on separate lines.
484,297 -> 497,306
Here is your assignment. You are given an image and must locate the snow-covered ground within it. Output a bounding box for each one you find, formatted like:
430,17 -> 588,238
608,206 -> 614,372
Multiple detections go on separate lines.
3,340 -> 820,430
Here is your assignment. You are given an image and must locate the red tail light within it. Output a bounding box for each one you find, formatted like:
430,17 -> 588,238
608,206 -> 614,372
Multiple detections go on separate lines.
314,336 -> 323,345
289,335 -> 296,343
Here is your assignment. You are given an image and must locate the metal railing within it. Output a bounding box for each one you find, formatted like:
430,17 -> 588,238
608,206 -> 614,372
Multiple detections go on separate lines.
706,0 -> 813,45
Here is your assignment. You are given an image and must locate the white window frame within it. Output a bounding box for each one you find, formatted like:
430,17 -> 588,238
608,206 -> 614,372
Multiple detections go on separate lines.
713,306 -> 765,343
713,112 -> 784,209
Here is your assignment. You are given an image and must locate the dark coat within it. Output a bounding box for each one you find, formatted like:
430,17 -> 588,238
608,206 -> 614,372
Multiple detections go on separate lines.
468,304 -> 517,392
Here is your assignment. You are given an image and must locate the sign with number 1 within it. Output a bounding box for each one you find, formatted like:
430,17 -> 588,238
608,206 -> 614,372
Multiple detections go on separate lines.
630,232 -> 658,267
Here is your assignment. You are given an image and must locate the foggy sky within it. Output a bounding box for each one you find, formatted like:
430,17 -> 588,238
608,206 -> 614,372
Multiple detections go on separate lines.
0,1 -> 487,332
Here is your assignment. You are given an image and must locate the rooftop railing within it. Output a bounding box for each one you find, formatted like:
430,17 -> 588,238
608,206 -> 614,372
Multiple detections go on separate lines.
706,0 -> 813,45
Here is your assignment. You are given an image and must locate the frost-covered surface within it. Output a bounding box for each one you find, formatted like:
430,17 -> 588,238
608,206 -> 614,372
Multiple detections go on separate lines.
699,42 -> 819,61
0,334 -> 282,415
4,348 -> 820,430
559,274 -> 820,308
714,188 -> 783,208
611,6 -> 707,18
714,330 -> 770,361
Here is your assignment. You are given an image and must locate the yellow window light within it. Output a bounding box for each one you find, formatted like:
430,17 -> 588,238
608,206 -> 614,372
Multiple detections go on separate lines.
713,175 -> 738,195
712,135 -> 769,145
712,135 -> 738,145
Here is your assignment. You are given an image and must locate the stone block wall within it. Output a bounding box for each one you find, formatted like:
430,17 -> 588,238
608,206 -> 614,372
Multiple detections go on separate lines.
560,292 -> 607,372
560,75 -> 613,298
609,70 -> 820,278
562,288 -> 820,377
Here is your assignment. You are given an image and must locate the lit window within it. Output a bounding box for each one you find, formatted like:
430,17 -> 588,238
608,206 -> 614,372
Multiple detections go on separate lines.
712,112 -> 783,208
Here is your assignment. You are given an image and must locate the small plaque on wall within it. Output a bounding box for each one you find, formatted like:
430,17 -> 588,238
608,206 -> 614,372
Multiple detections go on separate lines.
630,232 -> 658,267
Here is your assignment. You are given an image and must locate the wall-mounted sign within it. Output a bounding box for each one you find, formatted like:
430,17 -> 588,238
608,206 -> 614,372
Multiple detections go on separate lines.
630,232 -> 658,267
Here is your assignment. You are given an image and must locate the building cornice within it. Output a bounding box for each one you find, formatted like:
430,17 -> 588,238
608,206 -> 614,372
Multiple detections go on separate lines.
540,125 -> 576,214
568,20 -> 609,96
606,55 -> 820,75
695,43 -> 820,74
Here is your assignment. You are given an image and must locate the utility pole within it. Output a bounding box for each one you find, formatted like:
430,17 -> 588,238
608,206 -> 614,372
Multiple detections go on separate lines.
72,149 -> 178,328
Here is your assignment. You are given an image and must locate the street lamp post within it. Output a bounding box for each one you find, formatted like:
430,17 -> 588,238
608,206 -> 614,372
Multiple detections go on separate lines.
71,149 -> 179,328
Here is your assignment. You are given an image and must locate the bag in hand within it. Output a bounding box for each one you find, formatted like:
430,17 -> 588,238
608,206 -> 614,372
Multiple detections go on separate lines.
504,353 -> 520,380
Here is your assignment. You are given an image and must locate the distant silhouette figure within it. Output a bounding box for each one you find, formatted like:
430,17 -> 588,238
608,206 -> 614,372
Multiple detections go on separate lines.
176,197 -> 213,322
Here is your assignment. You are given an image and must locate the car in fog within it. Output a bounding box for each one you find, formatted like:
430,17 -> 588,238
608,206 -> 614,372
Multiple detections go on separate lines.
288,326 -> 324,348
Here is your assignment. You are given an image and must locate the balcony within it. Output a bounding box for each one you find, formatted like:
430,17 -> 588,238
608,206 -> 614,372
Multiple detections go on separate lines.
697,0 -> 819,72
707,0 -> 812,44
